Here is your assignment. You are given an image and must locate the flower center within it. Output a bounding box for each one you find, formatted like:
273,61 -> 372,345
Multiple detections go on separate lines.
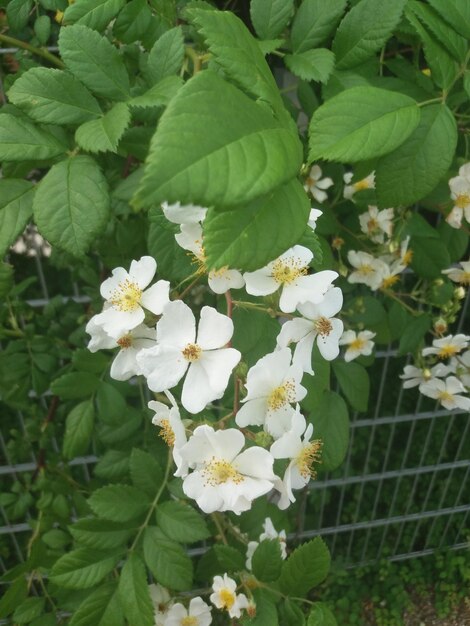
455,193 -> 470,209
459,271 -> 470,285
314,316 -> 333,337
349,338 -> 366,352
202,458 -> 244,486
116,334 -> 133,349
267,381 -> 296,410
357,264 -> 374,276
158,419 -> 175,447
210,266 -> 229,278
182,343 -> 202,362
437,391 -> 454,404
437,344 -> 458,358
296,440 -> 322,478
381,275 -> 400,289
402,250 -> 413,265
354,178 -> 371,191
181,617 -> 198,626
109,279 -> 142,312
271,258 -> 308,285
367,218 -> 379,232
219,589 -> 236,610
306,175 -> 317,187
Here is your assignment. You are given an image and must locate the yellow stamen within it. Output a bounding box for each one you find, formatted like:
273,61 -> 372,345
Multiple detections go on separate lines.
381,275 -> 400,289
314,316 -> 333,337
367,217 -> 379,232
437,345 -> 458,358
109,279 -> 142,312
202,458 -> 244,486
296,440 -> 322,478
358,264 -> 374,276
349,338 -> 366,352
116,334 -> 132,349
402,250 -> 413,265
158,419 -> 175,447
354,178 -> 372,191
267,381 -> 296,410
219,589 -> 235,610
181,617 -> 198,626
271,258 -> 308,285
182,343 -> 202,362
458,271 -> 470,285
455,193 -> 470,209
437,391 -> 453,403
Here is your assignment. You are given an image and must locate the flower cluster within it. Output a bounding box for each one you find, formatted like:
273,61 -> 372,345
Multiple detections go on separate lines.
446,163 -> 470,229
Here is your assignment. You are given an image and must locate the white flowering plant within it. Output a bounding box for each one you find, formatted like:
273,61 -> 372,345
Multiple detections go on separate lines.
0,0 -> 469,625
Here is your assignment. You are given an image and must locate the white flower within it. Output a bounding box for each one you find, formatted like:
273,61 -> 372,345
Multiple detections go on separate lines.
149,394 -> 188,477
304,165 -> 333,203
422,334 -> 469,359
163,597 -> 212,626
137,301 -> 241,414
270,409 -> 322,510
347,251 -> 388,291
149,584 -> 172,626
443,261 -> 470,285
447,163 -> 470,227
359,206 -> 394,244
244,245 -> 338,313
175,222 -> 205,264
450,350 -> 470,388
210,574 -> 248,619
161,201 -> 207,224
377,258 -> 405,290
246,517 -> 288,569
179,425 -> 277,514
208,266 -> 245,294
339,330 -> 376,362
399,236 -> 413,266
86,318 -> 156,381
343,171 -> 375,200
235,348 -> 306,439
308,208 -> 323,230
93,256 -> 170,337
400,364 -> 453,389
276,287 -> 343,375
420,376 -> 470,411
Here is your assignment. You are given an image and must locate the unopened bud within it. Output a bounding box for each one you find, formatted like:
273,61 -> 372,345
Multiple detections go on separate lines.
455,286 -> 466,300
254,431 -> 273,448
235,361 -> 248,379
246,601 -> 257,618
433,318 -> 447,334
434,278 -> 444,287
332,236 -> 344,250
423,368 -> 432,381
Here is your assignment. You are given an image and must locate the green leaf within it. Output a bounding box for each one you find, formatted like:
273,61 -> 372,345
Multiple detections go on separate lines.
70,519 -> 136,550
156,501 -> 210,543
114,0 -> 152,43
187,8 -> 291,126
309,391 -> 349,471
147,209 -> 194,282
0,114 -> 67,161
34,15 -> 51,44
6,0 -> 33,32
250,0 -> 294,40
427,0 -> 470,39
129,448 -> 163,498
332,0 -> 408,69
280,599 -> 305,626
59,24 -> 130,100
129,76 -> 183,108
13,598 -> 45,624
8,68 -> 102,125
332,361 -> 369,412
51,372 -> 100,399
50,549 -> 120,589
64,0 -> 125,31
0,263 -> 14,299
438,221 -> 468,263
252,540 -> 283,582
143,527 -> 194,590
279,537 -> 330,596
308,602 -> 338,626
397,313 -> 431,356
308,86 -> 420,163
291,0 -> 347,53
375,104 -> 457,207
63,400 -> 94,459
75,103 -> 130,153
0,577 -> 27,619
232,308 -> 279,368
118,554 -> 154,626
284,49 -> 335,83
147,27 -> 185,83
0,180 -> 34,257
213,545 -> 245,572
203,178 -> 310,272
135,71 -> 302,209
69,583 -> 124,626
241,588 -> 278,626
89,485 -> 150,522
410,237 -> 451,280
33,155 -> 110,256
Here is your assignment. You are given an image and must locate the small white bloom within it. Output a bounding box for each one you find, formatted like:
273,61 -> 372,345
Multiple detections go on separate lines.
179,425 -> 277,514
149,394 -> 188,477
422,334 -> 469,359
420,376 -> 470,411
270,409 -> 322,510
137,301 -> 241,414
208,266 -> 245,294
244,245 -> 338,313
277,287 -> 343,375
93,256 -> 170,337
443,261 -> 470,285
343,171 -> 375,200
210,574 -> 248,619
245,517 -> 287,570
377,258 -> 405,290
235,348 -> 307,439
162,201 -> 207,224
359,206 -> 394,244
399,236 -> 413,266
149,583 -> 172,626
175,222 -> 205,264
163,597 -> 212,626
448,163 -> 470,227
446,206 -> 463,229
450,350 -> 470,388
339,330 -> 376,362
308,208 -> 323,230
400,364 -> 453,389
347,251 -> 388,291
304,165 -> 334,203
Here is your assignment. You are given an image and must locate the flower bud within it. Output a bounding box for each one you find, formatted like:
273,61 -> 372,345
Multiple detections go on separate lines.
332,236 -> 345,250
433,318 -> 447,334
455,286 -> 466,300
254,431 -> 273,448
246,601 -> 257,618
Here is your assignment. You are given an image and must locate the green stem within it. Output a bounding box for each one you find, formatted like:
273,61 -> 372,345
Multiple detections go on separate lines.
0,33 -> 64,68
211,512 -> 229,545
417,97 -> 443,107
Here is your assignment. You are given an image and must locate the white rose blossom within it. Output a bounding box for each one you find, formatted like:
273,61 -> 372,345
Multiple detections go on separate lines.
210,574 -> 248,619
443,260 -> 470,285
347,250 -> 388,291
149,393 -> 188,478
244,245 -> 338,313
276,287 -> 343,375
137,300 -> 241,414
304,165 -> 334,203
149,583 -> 172,626
422,334 -> 469,359
339,330 -> 376,362
343,171 -> 375,200
420,376 -> 470,411
400,363 -> 453,390
235,348 -> 307,439
161,201 -> 207,224
93,256 -> 170,337
179,425 -> 277,514
163,597 -> 212,626
358,206 -> 394,244
245,517 -> 287,570
308,208 -> 323,230
446,163 -> 470,228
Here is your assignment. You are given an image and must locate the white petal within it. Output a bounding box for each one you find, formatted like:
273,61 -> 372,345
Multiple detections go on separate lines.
157,300 -> 196,347
181,361 -> 213,413
129,256 -> 157,289
93,306 -> 144,337
299,286 -> 343,319
140,280 -> 170,315
293,332 -> 316,375
208,268 -> 245,294
110,347 -> 140,381
100,267 -> 129,300
235,397 -> 269,428
317,318 -> 343,361
244,348 -> 292,399
244,268 -> 278,296
137,344 -> 188,392
197,307 -> 234,349
270,430 -> 302,459
277,318 -> 313,347
198,348 -> 241,394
